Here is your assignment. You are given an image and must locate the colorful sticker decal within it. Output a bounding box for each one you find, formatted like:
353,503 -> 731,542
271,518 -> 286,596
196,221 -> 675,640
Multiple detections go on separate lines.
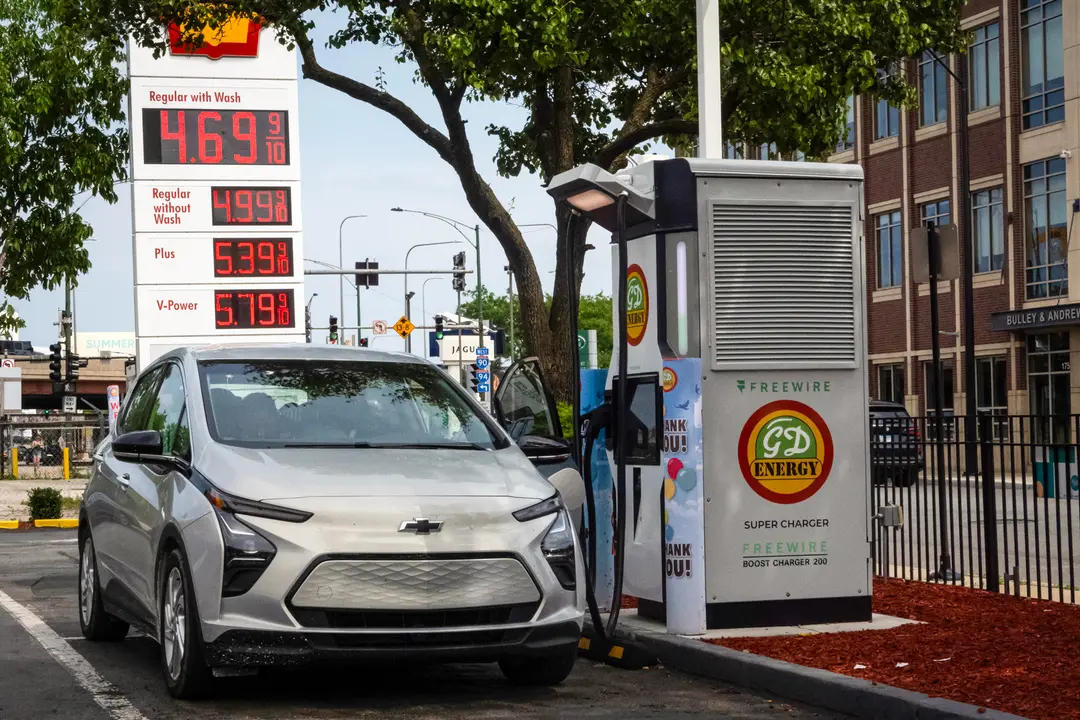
662,366 -> 678,392
626,264 -> 648,347
738,400 -> 833,505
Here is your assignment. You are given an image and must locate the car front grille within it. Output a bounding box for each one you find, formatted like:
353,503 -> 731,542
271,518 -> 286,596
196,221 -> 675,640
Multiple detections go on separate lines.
291,603 -> 540,629
289,556 -> 542,613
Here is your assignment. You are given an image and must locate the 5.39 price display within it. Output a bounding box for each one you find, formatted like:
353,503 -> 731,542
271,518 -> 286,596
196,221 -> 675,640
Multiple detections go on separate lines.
214,239 -> 293,277
215,289 -> 295,329
211,187 -> 292,225
143,109 -> 290,165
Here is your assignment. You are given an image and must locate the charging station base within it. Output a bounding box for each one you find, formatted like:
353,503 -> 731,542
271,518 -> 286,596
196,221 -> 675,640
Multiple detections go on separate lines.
578,623 -> 657,670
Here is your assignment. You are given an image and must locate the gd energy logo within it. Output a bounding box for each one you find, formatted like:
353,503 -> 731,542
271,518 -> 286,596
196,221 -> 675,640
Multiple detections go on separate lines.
662,367 -> 678,392
168,15 -> 262,59
738,400 -> 833,505
626,264 -> 648,346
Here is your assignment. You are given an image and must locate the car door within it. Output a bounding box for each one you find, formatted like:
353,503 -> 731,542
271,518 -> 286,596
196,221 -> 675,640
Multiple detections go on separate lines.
112,361 -> 190,619
492,358 -> 576,478
89,365 -> 164,601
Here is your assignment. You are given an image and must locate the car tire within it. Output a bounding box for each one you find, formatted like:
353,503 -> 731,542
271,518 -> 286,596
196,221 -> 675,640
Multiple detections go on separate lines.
498,644 -> 578,686
159,548 -> 214,699
78,530 -> 129,642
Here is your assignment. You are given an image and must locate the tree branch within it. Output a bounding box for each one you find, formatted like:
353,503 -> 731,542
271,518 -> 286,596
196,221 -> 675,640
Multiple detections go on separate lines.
593,118 -> 697,169
294,34 -> 456,165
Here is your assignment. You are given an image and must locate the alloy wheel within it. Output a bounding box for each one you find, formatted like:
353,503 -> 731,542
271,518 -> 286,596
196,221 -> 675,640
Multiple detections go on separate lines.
162,567 -> 186,680
79,538 -> 95,626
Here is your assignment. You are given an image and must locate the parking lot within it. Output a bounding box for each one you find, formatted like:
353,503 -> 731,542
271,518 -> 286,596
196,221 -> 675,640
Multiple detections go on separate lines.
0,530 -> 840,719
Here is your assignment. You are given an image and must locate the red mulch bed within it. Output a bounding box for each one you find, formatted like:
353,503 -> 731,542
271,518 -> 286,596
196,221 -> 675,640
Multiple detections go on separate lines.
699,579 -> 1080,720
621,595 -> 638,609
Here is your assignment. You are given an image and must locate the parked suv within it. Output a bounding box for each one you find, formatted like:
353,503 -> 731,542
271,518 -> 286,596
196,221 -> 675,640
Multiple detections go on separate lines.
870,400 -> 923,487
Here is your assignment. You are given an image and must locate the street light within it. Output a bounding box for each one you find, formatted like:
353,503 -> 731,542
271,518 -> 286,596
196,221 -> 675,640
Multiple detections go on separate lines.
403,240 -> 461,352
338,214 -> 367,331
405,291 -> 416,352
391,207 -> 484,359
422,277 -> 443,339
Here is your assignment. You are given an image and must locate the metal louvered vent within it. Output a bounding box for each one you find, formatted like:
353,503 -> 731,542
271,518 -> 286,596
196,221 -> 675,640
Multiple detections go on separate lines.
711,203 -> 856,369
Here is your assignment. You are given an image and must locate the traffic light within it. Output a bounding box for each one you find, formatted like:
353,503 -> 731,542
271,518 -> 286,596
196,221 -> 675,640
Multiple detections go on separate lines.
467,363 -> 479,392
66,352 -> 87,382
434,315 -> 444,340
328,316 -> 338,344
358,338 -> 369,348
452,252 -> 466,292
48,343 -> 62,383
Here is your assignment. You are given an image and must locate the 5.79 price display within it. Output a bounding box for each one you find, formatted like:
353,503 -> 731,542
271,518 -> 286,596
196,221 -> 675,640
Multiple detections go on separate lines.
143,109 -> 290,165
215,289 -> 295,329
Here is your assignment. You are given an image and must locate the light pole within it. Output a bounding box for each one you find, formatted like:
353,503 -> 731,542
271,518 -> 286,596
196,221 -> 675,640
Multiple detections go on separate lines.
403,240 -> 460,352
505,264 -> 514,361
391,208 -> 483,358
422,278 -> 442,333
405,291 -> 415,352
338,214 -> 367,331
305,292 -> 318,344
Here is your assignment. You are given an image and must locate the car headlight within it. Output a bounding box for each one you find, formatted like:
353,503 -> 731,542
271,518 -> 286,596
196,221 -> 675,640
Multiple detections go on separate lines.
514,495 -> 576,591
195,471 -> 311,598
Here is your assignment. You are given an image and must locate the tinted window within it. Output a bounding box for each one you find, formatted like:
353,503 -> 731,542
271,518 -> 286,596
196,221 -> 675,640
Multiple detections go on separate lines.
147,364 -> 188,458
119,366 -> 164,433
198,360 -> 508,449
497,362 -> 559,440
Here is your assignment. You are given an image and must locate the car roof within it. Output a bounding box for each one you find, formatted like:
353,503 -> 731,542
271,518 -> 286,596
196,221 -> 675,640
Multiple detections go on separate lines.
163,343 -> 425,365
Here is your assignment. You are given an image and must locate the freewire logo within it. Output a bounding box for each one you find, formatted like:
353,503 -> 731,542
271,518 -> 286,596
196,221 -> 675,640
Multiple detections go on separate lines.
736,380 -> 831,394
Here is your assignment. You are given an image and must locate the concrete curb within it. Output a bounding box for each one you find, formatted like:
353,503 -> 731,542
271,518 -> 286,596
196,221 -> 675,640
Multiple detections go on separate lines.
0,519 -> 78,530
620,627 -> 1029,720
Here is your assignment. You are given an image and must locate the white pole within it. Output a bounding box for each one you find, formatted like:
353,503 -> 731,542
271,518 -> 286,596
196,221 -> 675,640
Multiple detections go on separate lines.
696,0 -> 722,158
588,329 -> 599,369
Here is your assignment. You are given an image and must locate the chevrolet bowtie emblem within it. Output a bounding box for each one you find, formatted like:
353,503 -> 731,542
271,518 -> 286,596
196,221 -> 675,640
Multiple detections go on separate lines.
398,518 -> 442,534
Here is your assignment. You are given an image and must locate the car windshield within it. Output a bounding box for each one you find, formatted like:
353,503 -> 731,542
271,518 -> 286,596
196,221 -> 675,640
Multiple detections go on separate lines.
198,360 -> 508,450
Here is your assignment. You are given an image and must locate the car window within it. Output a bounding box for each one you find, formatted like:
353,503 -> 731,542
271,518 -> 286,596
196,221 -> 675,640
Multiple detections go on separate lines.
172,409 -> 192,461
146,363 -> 188,458
198,359 -> 509,450
498,363 -> 559,440
119,366 -> 164,434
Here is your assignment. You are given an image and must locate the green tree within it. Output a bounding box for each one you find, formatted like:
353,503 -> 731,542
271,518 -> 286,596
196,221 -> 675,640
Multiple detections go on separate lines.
0,0 -> 128,334
69,0 -> 963,399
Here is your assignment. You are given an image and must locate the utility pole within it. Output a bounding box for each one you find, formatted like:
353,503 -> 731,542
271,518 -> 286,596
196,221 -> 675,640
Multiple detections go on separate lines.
505,264 -> 514,361
955,51 -> 978,480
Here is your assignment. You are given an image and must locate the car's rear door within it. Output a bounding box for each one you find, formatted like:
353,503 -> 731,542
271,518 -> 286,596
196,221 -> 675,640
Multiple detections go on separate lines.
492,358 -> 576,478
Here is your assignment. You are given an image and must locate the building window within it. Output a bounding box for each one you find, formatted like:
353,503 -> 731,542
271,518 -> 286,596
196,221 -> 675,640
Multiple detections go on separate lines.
972,188 -> 1004,273
976,356 -> 1008,439
1027,332 -> 1070,443
878,364 -> 905,405
919,51 -> 948,126
924,360 -> 955,439
875,98 -> 900,140
969,23 -> 1001,111
920,199 -> 950,230
1024,157 -> 1068,299
1022,0 -> 1064,130
837,95 -> 855,152
877,211 -> 903,289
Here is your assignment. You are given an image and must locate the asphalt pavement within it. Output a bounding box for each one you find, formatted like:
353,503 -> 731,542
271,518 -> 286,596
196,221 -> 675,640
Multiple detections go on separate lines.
0,530 -> 844,719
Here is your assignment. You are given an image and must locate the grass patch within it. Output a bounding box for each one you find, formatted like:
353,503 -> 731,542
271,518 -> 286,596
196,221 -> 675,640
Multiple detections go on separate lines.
61,496 -> 81,514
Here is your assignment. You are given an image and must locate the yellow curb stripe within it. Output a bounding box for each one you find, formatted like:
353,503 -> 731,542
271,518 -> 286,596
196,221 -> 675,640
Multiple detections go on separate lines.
32,519 -> 79,529
0,521 -> 17,530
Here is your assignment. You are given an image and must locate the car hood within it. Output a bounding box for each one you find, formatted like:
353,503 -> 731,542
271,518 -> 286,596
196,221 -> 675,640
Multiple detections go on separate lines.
195,443 -> 555,502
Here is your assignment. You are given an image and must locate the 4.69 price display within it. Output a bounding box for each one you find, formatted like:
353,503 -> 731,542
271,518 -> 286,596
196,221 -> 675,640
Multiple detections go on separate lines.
143,109 -> 290,165
215,289 -> 295,329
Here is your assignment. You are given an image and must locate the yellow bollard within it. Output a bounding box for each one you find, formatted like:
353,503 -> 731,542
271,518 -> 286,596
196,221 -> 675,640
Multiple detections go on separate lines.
11,447 -> 17,479
63,447 -> 70,481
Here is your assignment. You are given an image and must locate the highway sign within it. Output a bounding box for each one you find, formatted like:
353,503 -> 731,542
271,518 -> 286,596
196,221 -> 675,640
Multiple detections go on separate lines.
476,356 -> 490,370
394,316 -> 415,339
476,346 -> 489,356
372,320 -> 387,335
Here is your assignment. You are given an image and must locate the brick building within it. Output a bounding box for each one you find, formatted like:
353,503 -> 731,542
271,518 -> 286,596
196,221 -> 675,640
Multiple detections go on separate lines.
816,0 -> 1077,439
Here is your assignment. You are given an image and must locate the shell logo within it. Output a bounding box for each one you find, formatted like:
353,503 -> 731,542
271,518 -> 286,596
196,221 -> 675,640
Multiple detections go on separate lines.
168,15 -> 262,59
738,400 -> 833,505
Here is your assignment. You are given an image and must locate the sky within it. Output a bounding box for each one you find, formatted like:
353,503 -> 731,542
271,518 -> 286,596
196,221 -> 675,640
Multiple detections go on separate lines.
15,11 -> 625,354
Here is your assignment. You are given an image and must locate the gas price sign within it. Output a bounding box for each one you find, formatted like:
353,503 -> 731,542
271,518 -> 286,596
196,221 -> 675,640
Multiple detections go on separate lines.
142,109 -> 290,166
214,289 -> 295,329
212,186 -> 292,225
214,238 -> 293,277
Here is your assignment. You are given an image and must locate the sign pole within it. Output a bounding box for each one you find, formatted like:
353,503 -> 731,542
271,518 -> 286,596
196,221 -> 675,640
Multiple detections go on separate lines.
696,0 -> 722,157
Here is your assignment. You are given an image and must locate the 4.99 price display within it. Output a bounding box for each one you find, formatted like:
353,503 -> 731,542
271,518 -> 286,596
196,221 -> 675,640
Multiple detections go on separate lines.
143,109 -> 290,165
215,289 -> 295,329
211,187 -> 291,225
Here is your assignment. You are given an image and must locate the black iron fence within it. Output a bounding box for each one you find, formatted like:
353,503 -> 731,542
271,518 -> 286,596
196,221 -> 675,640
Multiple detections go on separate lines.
871,413 -> 1079,603
0,416 -> 107,479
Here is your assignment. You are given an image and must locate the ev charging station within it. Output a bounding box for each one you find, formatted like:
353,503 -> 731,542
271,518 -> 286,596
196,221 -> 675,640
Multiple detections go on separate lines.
550,158 -> 871,634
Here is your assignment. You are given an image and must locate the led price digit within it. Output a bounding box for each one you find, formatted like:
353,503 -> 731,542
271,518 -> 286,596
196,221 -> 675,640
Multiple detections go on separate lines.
145,109 -> 290,165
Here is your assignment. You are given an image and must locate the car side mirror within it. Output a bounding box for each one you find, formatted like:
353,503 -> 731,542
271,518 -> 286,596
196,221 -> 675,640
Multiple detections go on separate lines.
113,430 -> 165,462
547,467 -> 585,513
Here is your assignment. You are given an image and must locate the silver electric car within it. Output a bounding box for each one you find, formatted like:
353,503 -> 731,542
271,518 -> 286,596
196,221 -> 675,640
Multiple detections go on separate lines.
77,345 -> 585,698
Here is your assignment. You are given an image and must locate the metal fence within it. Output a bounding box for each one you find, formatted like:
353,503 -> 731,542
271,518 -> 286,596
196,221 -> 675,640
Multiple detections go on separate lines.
871,413 -> 1079,603
0,417 -> 107,479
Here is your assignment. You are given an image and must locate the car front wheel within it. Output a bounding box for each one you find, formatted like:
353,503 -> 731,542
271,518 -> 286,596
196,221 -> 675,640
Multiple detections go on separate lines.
498,644 -> 578,686
159,548 -> 213,699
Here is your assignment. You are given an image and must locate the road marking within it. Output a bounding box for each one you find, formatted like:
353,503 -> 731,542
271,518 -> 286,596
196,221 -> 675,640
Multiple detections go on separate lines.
0,590 -> 148,720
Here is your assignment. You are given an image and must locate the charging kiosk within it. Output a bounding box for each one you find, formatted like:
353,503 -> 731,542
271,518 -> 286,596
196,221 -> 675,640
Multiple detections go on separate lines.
551,158 -> 870,632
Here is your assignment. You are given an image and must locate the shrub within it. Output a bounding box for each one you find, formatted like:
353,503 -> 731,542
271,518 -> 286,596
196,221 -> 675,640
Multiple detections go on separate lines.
26,487 -> 63,521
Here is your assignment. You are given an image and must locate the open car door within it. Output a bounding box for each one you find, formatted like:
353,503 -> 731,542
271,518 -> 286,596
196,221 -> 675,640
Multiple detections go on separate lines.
492,357 -> 576,478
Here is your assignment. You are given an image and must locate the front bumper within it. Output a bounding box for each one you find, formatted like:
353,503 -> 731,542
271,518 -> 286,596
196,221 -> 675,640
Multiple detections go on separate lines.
203,619 -> 582,668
